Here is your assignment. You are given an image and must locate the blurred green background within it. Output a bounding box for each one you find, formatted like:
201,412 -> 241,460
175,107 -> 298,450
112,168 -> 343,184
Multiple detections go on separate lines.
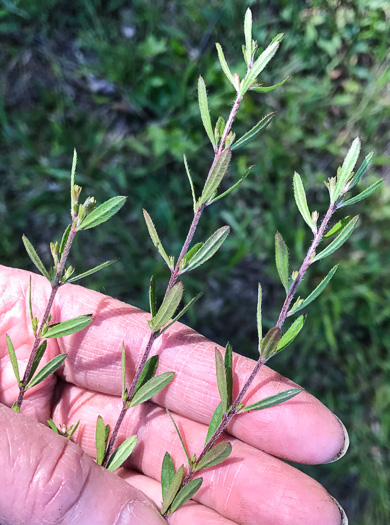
0,0 -> 389,522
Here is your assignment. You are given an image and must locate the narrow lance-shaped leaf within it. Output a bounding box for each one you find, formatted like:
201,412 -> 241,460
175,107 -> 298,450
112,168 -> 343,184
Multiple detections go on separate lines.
107,435 -> 138,472
6,335 -> 20,385
275,232 -> 289,293
215,348 -> 228,412
198,149 -> 231,205
195,442 -> 232,471
27,340 -> 47,381
209,165 -> 254,204
293,172 -> 315,231
167,409 -> 191,467
313,216 -> 359,262
59,224 -> 72,258
149,283 -> 183,332
231,113 -> 275,151
133,355 -> 159,397
183,155 -> 196,210
224,343 -> 233,410
324,216 -> 351,239
161,453 -> 175,500
261,327 -> 282,360
66,260 -> 116,283
214,116 -> 225,143
182,226 -> 230,273
78,196 -> 127,230
45,314 -> 92,338
332,138 -> 361,203
170,478 -> 203,514
143,209 -> 172,269
22,235 -> 50,280
348,151 -> 374,189
339,179 -> 383,208
179,243 -> 203,270
198,76 -> 216,147
160,292 -> 204,334
215,43 -> 236,89
241,388 -> 302,412
205,402 -> 223,445
70,148 -> 77,196
149,275 -> 157,317
47,419 -> 60,434
277,315 -> 306,353
26,354 -> 67,389
244,8 -> 252,61
66,420 -> 80,440
289,265 -> 338,315
28,276 -> 34,325
129,372 -> 175,407
95,415 -> 109,466
160,465 -> 184,515
240,41 -> 280,97
250,76 -> 289,93
257,283 -> 262,344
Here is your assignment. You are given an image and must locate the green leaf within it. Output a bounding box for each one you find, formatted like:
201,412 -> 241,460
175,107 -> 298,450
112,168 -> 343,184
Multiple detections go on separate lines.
59,224 -> 72,258
198,149 -> 231,205
198,76 -> 216,147
224,343 -> 233,410
277,315 -> 306,353
28,276 -> 34,325
149,283 -> 183,332
160,465 -> 184,515
209,166 -> 253,204
167,409 -> 191,467
182,226 -> 230,273
250,76 -> 289,93
241,388 -> 302,412
261,327 -> 282,360
214,116 -> 225,143
129,372 -> 175,407
107,435 -> 138,472
348,151 -> 374,189
215,348 -> 228,412
78,196 -> 126,230
332,138 -> 361,203
293,172 -> 315,231
160,292 -> 204,334
170,478 -> 203,513
121,343 -> 126,400
195,442 -> 232,471
275,232 -> 289,293
27,340 -> 47,382
205,402 -> 223,445
47,419 -> 60,434
313,216 -> 359,262
66,260 -> 116,283
95,415 -> 109,466
215,43 -> 236,89
161,453 -> 175,500
26,354 -> 67,389
133,356 -> 159,397
183,155 -> 196,210
324,216 -> 351,239
244,8 -> 252,61
149,275 -> 157,318
339,179 -> 383,208
143,209 -> 172,269
22,235 -> 50,280
45,314 -> 93,338
6,335 -> 20,385
230,113 -> 275,151
289,265 -> 338,315
240,41 -> 280,97
66,420 -> 80,439
70,148 -> 77,195
257,283 -> 262,343
179,243 -> 203,270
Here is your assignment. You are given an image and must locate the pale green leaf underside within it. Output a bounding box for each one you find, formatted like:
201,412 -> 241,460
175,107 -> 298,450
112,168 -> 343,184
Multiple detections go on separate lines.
6,334 -> 20,385
106,435 -> 138,472
215,43 -> 236,88
289,265 -> 338,315
240,41 -> 280,97
149,283 -> 183,332
313,216 -> 359,262
198,76 -> 216,147
22,235 -> 50,280
199,149 -> 231,205
26,353 -> 67,389
45,314 -> 93,338
170,478 -> 203,513
339,179 -> 383,208
205,402 -> 223,445
332,137 -> 361,203
261,326 -> 282,360
293,172 -> 315,231
95,415 -> 107,465
324,216 -> 351,239
348,151 -> 374,189
275,232 -> 289,293
244,9 -> 252,62
160,292 -> 204,334
182,226 -> 230,273
277,315 -> 306,353
78,196 -> 126,230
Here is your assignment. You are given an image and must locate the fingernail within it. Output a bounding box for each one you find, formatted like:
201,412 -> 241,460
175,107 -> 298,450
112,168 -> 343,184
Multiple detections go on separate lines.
325,416 -> 350,463
116,500 -> 166,525
331,496 -> 348,524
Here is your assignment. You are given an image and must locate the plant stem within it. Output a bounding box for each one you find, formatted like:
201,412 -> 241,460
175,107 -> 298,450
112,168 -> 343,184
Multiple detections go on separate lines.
166,200 -> 338,507
15,226 -> 77,410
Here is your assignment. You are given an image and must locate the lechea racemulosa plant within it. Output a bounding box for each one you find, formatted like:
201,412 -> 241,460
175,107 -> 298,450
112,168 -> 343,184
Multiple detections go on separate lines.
5,8 -> 382,520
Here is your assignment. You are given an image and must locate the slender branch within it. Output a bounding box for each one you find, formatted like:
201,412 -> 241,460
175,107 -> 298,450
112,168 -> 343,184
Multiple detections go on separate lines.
15,226 -> 78,410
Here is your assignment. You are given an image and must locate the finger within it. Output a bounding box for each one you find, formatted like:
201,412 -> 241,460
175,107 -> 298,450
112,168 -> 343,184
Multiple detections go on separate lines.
117,469 -> 238,524
0,405 -> 166,525
0,266 -> 347,464
53,384 -> 345,525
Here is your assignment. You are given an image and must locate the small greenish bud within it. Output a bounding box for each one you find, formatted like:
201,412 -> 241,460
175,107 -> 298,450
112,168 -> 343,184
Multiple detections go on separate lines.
311,210 -> 319,225
83,196 -> 96,213
11,402 -> 20,413
50,242 -> 60,266
62,266 -> 75,282
77,204 -> 87,223
233,73 -> 240,92
72,202 -> 79,217
72,184 -> 82,205
292,270 -> 299,281
32,317 -> 39,334
326,177 -> 336,199
225,132 -> 236,148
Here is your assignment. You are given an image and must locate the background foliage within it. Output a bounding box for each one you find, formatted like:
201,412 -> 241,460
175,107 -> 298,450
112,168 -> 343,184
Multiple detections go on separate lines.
0,0 -> 389,522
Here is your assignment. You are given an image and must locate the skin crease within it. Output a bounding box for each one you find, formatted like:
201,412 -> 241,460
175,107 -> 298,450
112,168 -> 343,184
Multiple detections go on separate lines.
0,265 -> 347,524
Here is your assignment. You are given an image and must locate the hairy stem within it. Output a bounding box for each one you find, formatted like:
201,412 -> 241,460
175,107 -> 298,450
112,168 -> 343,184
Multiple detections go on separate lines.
15,226 -> 77,410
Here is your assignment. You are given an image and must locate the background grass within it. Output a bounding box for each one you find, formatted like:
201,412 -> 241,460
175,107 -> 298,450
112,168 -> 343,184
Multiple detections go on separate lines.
0,0 -> 389,522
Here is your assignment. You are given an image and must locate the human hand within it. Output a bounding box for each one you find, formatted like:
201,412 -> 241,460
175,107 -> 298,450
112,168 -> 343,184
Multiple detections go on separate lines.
0,265 -> 348,524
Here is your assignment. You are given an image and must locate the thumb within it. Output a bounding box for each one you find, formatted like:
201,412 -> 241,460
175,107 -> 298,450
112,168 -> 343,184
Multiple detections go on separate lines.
0,405 -> 166,525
